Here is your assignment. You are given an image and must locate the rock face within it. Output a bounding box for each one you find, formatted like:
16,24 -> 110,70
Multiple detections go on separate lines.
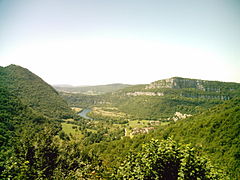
123,77 -> 239,99
145,77 -> 239,92
144,77 -> 240,101
131,127 -> 155,135
172,112 -> 192,122
146,77 -> 206,90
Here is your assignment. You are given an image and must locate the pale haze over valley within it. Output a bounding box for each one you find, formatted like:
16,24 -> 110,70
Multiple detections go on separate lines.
0,0 -> 239,85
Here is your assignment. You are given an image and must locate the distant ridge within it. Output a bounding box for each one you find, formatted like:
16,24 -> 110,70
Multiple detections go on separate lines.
146,77 -> 240,91
0,64 -> 73,118
54,83 -> 131,95
54,84 -> 74,88
61,76 -> 240,120
111,77 -> 240,118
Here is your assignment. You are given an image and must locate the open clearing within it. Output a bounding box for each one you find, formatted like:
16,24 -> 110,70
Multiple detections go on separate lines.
61,122 -> 83,139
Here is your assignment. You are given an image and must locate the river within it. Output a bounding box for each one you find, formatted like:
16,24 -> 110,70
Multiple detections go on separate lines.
78,108 -> 93,120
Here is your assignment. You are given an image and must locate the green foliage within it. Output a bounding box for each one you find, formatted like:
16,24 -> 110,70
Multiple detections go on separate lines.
2,124 -> 102,179
54,138 -> 103,179
84,98 -> 239,179
115,138 -> 224,180
2,125 -> 60,179
0,73 -> 101,179
0,64 -> 74,118
0,81 -> 55,178
158,98 -> 240,178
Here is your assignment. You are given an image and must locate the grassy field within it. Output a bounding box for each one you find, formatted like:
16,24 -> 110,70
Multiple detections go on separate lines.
61,122 -> 83,139
91,107 -> 128,118
128,120 -> 149,128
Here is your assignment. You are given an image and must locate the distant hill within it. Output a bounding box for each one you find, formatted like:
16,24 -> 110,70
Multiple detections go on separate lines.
61,77 -> 240,119
107,77 -> 240,119
0,64 -> 73,118
54,83 -> 132,95
146,77 -> 239,93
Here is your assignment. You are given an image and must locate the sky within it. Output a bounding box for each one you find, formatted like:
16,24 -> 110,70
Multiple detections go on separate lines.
0,0 -> 239,85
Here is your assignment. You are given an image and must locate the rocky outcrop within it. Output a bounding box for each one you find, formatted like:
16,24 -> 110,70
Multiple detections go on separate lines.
144,77 -> 240,101
145,77 -> 239,92
145,77 -> 206,90
131,127 -> 155,135
172,112 -> 192,122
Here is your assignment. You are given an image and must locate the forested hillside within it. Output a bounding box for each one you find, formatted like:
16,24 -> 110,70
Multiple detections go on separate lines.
160,97 -> 240,178
0,67 -> 101,179
0,65 -> 74,118
112,77 -> 240,119
86,98 -> 240,178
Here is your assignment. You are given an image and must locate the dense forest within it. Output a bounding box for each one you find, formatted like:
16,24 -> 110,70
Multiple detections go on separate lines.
86,98 -> 239,178
0,65 -> 74,119
0,65 -> 239,179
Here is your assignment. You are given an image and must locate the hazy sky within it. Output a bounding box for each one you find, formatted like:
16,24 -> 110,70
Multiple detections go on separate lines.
0,0 -> 239,85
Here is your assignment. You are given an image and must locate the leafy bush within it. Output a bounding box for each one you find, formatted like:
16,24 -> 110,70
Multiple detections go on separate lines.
115,138 -> 224,180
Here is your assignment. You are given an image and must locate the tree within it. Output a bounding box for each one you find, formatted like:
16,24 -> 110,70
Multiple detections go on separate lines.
2,125 -> 60,179
115,138 -> 224,180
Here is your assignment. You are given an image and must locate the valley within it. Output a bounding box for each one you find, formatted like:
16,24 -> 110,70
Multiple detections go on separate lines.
1,0 -> 239,178
0,64 -> 239,179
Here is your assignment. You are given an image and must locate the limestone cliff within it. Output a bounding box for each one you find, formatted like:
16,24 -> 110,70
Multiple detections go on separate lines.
145,77 -> 239,92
